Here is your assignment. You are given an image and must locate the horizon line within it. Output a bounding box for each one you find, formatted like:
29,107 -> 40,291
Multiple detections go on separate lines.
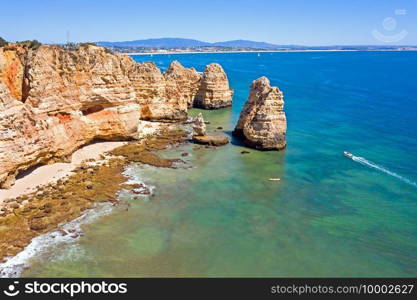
3,37 -> 417,48
94,37 -> 417,47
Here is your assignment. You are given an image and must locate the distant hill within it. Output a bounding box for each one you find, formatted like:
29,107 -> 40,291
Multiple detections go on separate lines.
96,38 -> 417,51
212,40 -> 282,49
97,38 -> 286,49
97,38 -> 211,48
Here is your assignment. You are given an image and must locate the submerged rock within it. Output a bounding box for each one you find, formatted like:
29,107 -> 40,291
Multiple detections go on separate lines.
109,129 -> 188,168
192,135 -> 229,146
233,76 -> 286,150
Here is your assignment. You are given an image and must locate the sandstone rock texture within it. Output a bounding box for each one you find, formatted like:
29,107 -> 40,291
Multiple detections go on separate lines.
194,63 -> 233,109
190,112 -> 229,146
193,135 -> 229,146
0,44 -> 232,188
192,113 -> 206,136
233,76 -> 286,150
164,61 -> 201,108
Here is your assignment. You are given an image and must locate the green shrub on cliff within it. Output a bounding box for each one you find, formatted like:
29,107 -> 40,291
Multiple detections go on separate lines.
0,37 -> 8,47
18,39 -> 42,50
58,42 -> 113,54
79,42 -> 97,47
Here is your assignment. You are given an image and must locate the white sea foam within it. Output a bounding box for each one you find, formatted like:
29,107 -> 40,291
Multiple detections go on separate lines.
0,203 -> 113,278
0,163 -> 162,278
122,165 -> 156,196
349,154 -> 417,188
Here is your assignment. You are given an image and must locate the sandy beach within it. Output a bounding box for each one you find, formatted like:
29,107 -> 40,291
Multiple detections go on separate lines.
0,141 -> 126,205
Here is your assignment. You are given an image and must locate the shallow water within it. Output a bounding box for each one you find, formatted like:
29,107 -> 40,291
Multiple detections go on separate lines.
23,51 -> 417,277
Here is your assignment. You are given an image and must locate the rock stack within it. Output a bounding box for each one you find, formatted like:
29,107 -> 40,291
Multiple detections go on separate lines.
191,113 -> 229,146
192,113 -> 206,136
194,63 -> 233,109
233,76 -> 286,150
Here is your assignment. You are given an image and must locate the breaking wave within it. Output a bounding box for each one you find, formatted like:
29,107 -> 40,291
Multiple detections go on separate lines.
0,203 -> 113,278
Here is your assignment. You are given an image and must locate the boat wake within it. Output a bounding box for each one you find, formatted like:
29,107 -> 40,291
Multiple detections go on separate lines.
346,153 -> 417,188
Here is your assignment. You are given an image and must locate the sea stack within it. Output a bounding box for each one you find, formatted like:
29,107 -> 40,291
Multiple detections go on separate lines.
233,76 -> 286,150
164,61 -> 201,108
194,63 -> 233,109
192,113 -> 206,136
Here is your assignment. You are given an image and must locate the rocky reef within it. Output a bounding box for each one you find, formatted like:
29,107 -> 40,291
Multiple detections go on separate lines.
233,76 -> 286,150
0,44 -> 232,188
0,128 -> 188,262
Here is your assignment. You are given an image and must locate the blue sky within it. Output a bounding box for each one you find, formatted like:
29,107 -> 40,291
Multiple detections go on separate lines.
1,0 -> 416,45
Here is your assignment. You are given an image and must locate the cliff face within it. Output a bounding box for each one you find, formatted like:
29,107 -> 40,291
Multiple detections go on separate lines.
21,45 -> 188,121
233,76 -> 286,150
0,47 -> 26,101
164,61 -> 201,108
194,63 -> 233,109
0,82 -> 43,188
0,44 -> 232,188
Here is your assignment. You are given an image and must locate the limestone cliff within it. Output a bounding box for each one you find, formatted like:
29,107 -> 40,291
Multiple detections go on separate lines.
0,44 -> 232,188
194,63 -> 233,109
233,76 -> 286,150
164,61 -> 201,108
21,45 -> 188,121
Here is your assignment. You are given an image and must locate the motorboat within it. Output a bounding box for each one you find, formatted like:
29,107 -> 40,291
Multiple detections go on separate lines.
343,151 -> 353,158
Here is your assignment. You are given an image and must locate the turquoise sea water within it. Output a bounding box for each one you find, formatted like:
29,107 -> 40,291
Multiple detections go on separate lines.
23,51 -> 417,277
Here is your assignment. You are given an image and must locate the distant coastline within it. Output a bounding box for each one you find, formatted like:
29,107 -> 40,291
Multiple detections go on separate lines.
96,37 -> 417,55
123,49 -> 417,55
